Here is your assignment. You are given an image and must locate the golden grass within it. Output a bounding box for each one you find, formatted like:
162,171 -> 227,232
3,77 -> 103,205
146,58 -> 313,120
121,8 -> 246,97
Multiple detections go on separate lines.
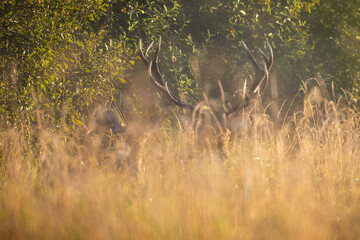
1,100 -> 360,239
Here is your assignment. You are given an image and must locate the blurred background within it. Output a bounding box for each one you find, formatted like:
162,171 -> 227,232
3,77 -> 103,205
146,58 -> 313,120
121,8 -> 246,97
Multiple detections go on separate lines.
1,0 -> 359,129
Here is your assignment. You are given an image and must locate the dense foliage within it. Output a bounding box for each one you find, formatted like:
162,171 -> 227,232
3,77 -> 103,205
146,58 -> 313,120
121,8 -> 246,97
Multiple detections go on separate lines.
1,0 -> 359,128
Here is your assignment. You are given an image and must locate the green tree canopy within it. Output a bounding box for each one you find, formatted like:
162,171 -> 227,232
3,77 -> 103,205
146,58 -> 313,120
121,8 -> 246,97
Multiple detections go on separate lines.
1,0 -> 359,129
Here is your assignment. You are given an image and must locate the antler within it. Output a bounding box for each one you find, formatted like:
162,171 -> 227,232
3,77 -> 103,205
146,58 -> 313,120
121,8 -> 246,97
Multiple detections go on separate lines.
226,41 -> 273,117
139,38 -> 273,116
138,38 -> 194,110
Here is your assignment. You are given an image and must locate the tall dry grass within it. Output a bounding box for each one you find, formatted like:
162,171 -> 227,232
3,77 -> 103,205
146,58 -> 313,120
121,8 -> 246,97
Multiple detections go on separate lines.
1,89 -> 360,239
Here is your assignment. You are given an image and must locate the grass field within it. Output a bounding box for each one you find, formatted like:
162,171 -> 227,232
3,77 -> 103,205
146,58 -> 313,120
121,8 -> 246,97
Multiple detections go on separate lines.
1,96 -> 360,239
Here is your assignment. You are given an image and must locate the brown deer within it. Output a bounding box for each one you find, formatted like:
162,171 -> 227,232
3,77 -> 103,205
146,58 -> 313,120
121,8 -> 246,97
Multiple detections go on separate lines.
88,37 -> 274,172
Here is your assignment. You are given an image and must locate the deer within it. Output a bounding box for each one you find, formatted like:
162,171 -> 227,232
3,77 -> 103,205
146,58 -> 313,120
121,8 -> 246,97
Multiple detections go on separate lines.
138,37 -> 274,141
87,37 -> 274,172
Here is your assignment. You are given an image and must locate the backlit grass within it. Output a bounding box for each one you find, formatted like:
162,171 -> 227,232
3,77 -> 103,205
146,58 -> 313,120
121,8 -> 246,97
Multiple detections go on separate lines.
1,98 -> 360,239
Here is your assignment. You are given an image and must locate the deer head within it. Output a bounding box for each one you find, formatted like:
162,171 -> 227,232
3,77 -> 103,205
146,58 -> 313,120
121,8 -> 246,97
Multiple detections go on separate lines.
138,37 -> 273,133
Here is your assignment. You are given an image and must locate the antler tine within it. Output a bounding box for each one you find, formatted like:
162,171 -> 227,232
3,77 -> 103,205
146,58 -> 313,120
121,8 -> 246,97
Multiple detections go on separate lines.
139,38 -> 164,87
152,37 -> 166,85
145,41 -> 154,59
258,63 -> 269,94
258,41 -> 273,71
148,61 -> 166,91
246,41 -> 273,95
266,41 -> 274,70
258,48 -> 269,67
249,62 -> 269,94
242,41 -> 262,74
138,39 -> 153,65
